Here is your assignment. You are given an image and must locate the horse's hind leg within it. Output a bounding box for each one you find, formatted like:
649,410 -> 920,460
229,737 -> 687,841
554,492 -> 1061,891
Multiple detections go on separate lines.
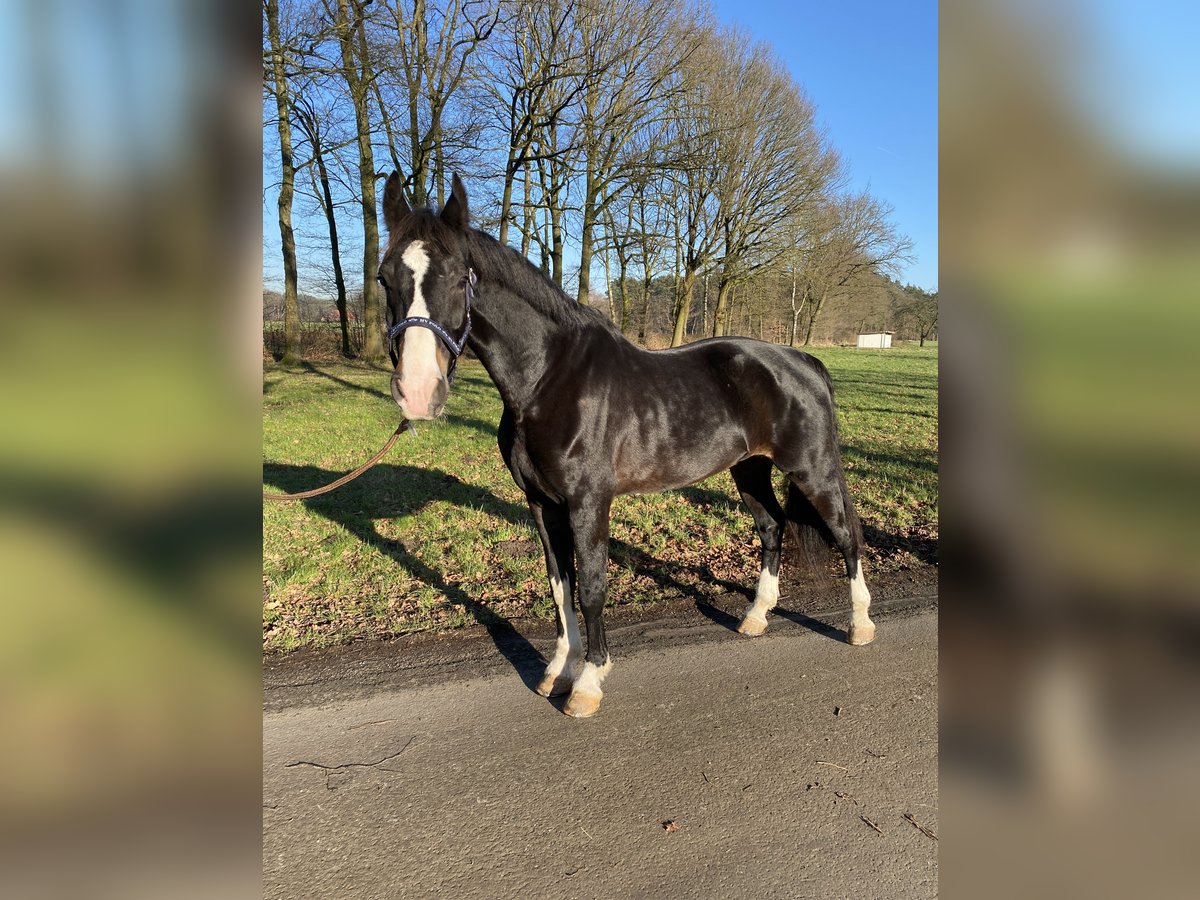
730,457 -> 787,637
783,467 -> 875,646
563,496 -> 613,718
529,500 -> 582,697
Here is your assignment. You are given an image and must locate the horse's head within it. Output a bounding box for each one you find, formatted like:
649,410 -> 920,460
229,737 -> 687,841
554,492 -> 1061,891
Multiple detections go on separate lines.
377,172 -> 474,420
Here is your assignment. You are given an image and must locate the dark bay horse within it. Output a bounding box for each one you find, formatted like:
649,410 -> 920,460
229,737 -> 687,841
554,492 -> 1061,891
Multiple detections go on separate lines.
377,173 -> 874,718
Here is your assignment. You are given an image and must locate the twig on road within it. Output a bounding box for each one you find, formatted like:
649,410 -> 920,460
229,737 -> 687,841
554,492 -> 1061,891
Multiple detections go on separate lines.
816,760 -> 849,771
860,815 -> 884,835
904,812 -> 938,840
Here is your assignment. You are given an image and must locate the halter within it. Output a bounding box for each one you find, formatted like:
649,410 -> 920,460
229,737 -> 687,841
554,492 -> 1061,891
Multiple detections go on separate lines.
386,268 -> 476,381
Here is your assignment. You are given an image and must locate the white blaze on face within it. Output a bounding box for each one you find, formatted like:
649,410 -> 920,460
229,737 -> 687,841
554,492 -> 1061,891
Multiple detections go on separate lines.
397,240 -> 442,418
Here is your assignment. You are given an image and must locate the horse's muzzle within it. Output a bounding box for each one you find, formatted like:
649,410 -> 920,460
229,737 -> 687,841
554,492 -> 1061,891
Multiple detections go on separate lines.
391,372 -> 448,420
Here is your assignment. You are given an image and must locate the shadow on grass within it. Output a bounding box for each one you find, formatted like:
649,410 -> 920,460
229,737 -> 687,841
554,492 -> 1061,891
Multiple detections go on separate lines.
862,522 -> 939,565
849,405 -> 938,420
299,362 -> 392,401
843,446 -> 939,478
264,461 -> 548,692
677,483 -> 741,513
442,413 -> 501,440
261,460 -> 857,672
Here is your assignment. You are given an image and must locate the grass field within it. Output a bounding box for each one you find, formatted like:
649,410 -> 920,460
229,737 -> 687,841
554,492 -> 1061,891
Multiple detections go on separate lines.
263,344 -> 938,652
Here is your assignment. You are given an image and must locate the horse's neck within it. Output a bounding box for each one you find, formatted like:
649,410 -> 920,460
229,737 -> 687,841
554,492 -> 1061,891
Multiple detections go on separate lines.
466,237 -> 570,413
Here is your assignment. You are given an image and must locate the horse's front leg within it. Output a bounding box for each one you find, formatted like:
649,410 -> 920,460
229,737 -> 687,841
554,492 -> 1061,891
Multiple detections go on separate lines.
528,500 -> 582,697
563,496 -> 613,719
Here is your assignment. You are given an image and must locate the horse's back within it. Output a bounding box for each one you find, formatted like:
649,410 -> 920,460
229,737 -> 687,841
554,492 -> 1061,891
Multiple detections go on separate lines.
647,337 -> 835,406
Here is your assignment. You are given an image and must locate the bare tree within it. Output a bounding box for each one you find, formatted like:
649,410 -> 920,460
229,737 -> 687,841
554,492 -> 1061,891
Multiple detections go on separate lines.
893,283 -> 939,346
481,1 -> 586,247
572,0 -> 694,303
381,0 -> 500,205
795,192 -> 914,345
599,196 -> 638,332
707,39 -> 840,336
667,30 -> 734,346
264,0 -> 303,364
327,0 -> 385,361
632,175 -> 672,343
292,87 -> 354,357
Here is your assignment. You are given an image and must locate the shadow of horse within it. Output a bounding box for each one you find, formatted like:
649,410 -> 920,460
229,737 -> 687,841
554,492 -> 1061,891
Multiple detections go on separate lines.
264,462 -> 549,691
265,460 -> 854,679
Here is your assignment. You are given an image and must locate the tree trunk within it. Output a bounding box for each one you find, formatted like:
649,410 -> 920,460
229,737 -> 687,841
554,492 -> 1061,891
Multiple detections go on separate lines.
433,109 -> 445,207
638,272 -> 653,343
312,139 -> 351,357
550,201 -> 564,288
498,146 -> 518,246
669,216 -> 684,346
803,290 -> 828,346
265,0 -> 301,365
521,161 -> 534,259
576,162 -> 596,302
788,268 -> 801,347
711,274 -> 733,337
337,0 -> 384,361
670,269 -> 697,347
601,245 -> 615,322
576,212 -> 594,302
617,253 -> 630,333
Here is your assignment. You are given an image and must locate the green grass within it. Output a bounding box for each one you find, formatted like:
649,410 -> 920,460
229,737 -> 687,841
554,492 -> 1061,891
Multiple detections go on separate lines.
263,344 -> 938,651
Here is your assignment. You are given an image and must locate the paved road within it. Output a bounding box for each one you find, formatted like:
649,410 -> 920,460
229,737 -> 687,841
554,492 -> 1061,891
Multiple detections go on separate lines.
264,604 -> 937,898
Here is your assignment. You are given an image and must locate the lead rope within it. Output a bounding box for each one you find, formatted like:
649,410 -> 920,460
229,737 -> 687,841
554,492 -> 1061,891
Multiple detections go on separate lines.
263,420 -> 413,501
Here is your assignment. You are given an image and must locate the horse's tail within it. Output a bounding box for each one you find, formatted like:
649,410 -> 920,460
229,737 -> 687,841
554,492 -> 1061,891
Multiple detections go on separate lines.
783,351 -> 863,580
784,482 -> 835,583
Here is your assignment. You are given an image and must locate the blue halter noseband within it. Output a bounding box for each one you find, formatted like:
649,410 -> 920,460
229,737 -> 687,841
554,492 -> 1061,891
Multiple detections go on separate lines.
386,267 -> 476,381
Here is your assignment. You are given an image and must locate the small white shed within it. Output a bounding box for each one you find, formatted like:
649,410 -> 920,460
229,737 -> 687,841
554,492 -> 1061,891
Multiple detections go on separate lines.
856,331 -> 893,349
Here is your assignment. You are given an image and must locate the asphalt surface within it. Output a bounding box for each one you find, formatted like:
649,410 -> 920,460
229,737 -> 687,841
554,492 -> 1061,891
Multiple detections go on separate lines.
264,592 -> 937,898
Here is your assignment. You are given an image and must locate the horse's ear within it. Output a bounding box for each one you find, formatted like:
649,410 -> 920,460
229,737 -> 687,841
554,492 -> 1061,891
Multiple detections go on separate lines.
441,174 -> 470,231
382,172 -> 410,232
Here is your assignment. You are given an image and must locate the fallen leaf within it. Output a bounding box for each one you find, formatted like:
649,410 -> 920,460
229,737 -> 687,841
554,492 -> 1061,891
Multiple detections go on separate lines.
662,819 -> 679,833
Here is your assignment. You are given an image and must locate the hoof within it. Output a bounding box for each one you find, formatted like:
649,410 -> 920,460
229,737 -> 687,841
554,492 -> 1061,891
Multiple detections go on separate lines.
536,673 -> 574,698
563,689 -> 602,718
847,622 -> 876,646
737,614 -> 769,637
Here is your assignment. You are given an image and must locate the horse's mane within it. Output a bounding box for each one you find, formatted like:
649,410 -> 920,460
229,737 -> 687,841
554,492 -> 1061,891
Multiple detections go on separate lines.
465,228 -> 619,333
386,208 -> 619,334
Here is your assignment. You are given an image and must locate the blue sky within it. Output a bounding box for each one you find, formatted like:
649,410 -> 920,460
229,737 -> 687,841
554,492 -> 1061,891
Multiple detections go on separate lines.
710,0 -> 938,290
1075,0 -> 1200,169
